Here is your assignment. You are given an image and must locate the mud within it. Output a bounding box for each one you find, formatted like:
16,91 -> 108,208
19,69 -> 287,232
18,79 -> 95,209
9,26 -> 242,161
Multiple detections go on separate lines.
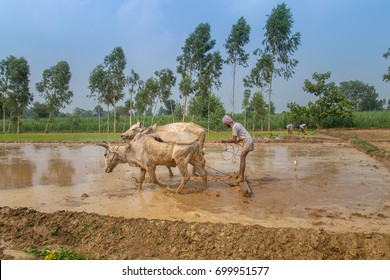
1,130 -> 390,259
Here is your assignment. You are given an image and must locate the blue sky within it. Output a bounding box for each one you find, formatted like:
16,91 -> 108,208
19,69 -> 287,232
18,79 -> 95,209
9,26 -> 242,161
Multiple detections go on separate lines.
1,0 -> 389,114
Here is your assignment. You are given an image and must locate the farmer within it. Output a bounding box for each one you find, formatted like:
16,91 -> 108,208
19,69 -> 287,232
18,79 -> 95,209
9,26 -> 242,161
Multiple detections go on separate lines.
299,124 -> 307,134
221,115 -> 254,182
286,124 -> 294,135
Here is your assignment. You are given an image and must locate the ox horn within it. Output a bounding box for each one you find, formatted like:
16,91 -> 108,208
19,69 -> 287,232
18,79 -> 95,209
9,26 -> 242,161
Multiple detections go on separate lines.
96,142 -> 109,149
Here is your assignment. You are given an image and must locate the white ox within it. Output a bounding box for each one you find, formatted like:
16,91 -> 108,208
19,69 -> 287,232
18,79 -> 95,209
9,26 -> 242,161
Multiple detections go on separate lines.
121,122 -> 206,175
97,132 -> 207,193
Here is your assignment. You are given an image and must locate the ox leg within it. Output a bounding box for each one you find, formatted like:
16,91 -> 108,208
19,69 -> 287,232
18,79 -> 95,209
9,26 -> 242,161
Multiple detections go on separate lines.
167,166 -> 174,177
138,168 -> 146,189
175,161 -> 190,194
148,166 -> 168,188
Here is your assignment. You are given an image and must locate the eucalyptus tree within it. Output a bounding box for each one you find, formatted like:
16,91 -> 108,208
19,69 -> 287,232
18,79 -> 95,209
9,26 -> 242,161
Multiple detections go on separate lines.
242,89 -> 251,127
246,3 -> 300,131
224,16 -> 251,115
1,56 -> 32,133
383,48 -> 390,82
126,69 -> 142,127
103,47 -> 126,133
134,82 -> 150,123
154,68 -> 176,122
35,60 -> 73,133
250,92 -> 267,131
177,23 -> 223,121
89,64 -> 107,133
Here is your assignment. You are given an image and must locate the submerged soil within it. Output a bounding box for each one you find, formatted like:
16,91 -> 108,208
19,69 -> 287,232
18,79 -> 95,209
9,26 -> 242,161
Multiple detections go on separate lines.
1,130 -> 390,260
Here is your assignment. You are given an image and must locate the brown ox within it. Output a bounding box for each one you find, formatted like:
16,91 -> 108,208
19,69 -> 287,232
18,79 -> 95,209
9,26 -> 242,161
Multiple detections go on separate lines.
121,122 -> 206,175
97,132 -> 207,193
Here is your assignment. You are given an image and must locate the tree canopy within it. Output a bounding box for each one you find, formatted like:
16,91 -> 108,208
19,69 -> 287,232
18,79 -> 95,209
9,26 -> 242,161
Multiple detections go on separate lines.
177,23 -> 223,121
35,60 -> 73,133
224,16 -> 251,115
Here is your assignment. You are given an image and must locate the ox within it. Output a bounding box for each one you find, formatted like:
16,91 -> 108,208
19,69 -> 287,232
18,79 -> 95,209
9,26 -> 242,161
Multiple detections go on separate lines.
121,122 -> 206,176
97,132 -> 207,193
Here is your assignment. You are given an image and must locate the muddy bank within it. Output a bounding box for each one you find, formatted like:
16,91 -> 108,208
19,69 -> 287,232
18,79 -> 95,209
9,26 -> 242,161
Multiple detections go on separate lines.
1,207 -> 389,260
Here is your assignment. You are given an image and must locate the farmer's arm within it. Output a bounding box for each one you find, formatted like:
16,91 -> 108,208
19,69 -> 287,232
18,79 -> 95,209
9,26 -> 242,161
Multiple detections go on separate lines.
221,135 -> 239,143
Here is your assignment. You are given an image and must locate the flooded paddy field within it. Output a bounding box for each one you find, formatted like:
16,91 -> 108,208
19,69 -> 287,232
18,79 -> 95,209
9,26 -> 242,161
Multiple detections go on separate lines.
1,141 -> 389,235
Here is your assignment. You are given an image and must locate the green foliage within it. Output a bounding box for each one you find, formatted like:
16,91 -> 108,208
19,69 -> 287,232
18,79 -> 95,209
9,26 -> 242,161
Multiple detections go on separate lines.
177,23 -> 223,119
1,111 -> 390,141
26,247 -> 84,260
35,61 -> 73,112
35,60 -> 73,133
339,80 -> 384,111
383,48 -> 390,82
303,72 -> 354,128
0,55 -> 32,133
188,93 -> 225,127
224,16 -> 251,114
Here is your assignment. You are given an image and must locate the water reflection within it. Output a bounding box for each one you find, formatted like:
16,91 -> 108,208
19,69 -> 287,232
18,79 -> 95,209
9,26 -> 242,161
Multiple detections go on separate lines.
0,144 -> 102,189
40,158 -> 75,186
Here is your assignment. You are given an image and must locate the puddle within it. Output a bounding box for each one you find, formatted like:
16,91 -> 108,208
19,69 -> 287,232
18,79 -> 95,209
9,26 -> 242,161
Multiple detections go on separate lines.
1,142 -> 389,234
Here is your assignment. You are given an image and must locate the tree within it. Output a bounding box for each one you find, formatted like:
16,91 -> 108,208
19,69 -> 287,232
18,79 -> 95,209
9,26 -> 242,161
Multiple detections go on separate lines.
35,61 -> 73,133
224,16 -> 251,115
177,23 -> 223,121
247,3 -> 301,131
0,56 -> 32,133
250,92 -> 267,131
88,64 -> 107,133
244,52 -> 274,114
103,47 -> 126,133
242,89 -> 251,127
126,69 -> 142,127
30,101 -> 50,119
303,72 -> 354,128
383,48 -> 390,82
188,92 -> 225,130
134,81 -> 151,123
153,68 -> 176,122
339,80 -> 384,111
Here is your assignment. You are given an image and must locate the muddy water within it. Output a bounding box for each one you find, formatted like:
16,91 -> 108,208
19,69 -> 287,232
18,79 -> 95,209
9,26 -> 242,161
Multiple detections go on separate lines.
1,143 -> 389,234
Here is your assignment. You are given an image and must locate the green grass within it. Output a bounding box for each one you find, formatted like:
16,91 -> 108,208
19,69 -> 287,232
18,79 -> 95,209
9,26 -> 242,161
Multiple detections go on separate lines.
0,132 -> 122,142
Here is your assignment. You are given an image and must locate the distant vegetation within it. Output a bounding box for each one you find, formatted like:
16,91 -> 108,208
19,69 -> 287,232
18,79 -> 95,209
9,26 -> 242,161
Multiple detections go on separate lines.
1,111 -> 389,136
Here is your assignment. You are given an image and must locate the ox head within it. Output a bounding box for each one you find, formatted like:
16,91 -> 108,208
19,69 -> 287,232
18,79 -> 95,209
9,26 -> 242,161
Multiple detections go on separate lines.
121,122 -> 145,140
96,141 -> 120,173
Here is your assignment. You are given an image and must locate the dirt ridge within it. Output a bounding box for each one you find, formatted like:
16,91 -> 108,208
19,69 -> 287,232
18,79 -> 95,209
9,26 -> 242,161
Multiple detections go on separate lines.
1,207 -> 389,260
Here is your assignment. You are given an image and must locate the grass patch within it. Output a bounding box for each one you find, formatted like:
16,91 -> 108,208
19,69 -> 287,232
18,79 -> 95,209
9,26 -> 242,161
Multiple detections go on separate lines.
26,247 -> 85,260
0,132 -> 123,142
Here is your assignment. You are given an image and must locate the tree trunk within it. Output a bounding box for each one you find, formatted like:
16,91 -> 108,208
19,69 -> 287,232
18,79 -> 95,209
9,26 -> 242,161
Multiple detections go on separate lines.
170,100 -> 174,123
98,102 -> 101,133
232,63 -> 236,116
106,105 -> 110,133
268,77 -> 273,132
2,106 -> 5,133
17,114 -> 20,134
207,95 -> 211,132
182,95 -> 187,123
129,92 -> 133,128
113,96 -> 116,133
44,113 -> 52,134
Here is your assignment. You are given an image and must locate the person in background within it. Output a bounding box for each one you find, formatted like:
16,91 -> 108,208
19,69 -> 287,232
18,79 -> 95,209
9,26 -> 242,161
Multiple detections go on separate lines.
221,115 -> 254,182
299,124 -> 307,134
286,124 -> 294,136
